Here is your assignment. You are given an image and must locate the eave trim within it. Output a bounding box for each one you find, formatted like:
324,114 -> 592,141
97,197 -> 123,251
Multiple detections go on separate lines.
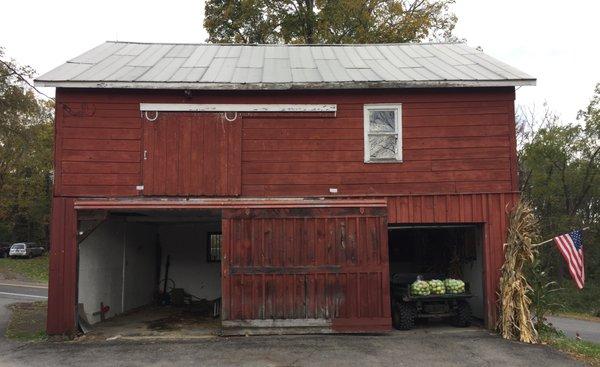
34,79 -> 537,90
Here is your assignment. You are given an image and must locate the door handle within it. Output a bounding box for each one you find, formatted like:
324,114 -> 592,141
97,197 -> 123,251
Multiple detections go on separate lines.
143,150 -> 148,160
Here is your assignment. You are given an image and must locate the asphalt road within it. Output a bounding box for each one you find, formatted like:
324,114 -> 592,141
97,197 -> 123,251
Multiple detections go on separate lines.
547,315 -> 600,343
0,327 -> 584,367
0,281 -> 48,353
0,284 -> 591,366
0,282 -> 48,300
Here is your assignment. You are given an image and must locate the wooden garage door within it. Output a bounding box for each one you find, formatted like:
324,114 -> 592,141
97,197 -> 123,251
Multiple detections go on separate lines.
221,206 -> 391,333
142,112 -> 241,196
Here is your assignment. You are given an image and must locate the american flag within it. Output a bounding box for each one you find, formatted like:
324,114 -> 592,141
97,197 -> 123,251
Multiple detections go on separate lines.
554,230 -> 585,289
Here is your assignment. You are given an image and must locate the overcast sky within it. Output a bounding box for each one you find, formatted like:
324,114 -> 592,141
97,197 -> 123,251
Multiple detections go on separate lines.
2,0 -> 598,121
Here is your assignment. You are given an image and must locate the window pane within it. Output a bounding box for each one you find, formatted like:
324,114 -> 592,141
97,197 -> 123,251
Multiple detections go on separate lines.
369,135 -> 398,159
208,233 -> 221,262
369,110 -> 395,132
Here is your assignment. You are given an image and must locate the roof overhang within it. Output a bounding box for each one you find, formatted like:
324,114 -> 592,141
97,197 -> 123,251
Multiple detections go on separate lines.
34,79 -> 536,90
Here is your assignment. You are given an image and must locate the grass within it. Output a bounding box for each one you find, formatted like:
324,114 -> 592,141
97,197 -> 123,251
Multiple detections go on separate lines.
5,301 -> 47,341
540,326 -> 600,366
0,254 -> 49,283
552,280 -> 600,317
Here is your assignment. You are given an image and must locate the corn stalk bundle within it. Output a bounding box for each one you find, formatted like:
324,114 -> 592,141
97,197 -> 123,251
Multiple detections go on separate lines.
498,200 -> 539,343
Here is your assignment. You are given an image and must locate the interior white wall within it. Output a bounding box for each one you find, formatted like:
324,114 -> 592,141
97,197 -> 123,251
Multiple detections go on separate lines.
78,220 -> 157,324
123,223 -> 158,311
78,220 -> 125,323
159,222 -> 221,300
461,229 -> 484,320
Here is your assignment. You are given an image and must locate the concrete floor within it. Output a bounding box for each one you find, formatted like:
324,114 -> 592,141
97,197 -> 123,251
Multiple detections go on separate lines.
80,305 -> 222,341
0,326 -> 584,367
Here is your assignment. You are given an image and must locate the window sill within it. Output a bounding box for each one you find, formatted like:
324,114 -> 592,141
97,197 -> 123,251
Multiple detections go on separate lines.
364,159 -> 404,164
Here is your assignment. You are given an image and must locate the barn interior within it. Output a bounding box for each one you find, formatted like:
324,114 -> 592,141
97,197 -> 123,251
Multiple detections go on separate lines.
76,209 -> 223,338
388,225 -> 485,323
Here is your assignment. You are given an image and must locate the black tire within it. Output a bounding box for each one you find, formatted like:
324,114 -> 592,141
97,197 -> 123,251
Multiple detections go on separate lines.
392,302 -> 416,330
452,301 -> 472,327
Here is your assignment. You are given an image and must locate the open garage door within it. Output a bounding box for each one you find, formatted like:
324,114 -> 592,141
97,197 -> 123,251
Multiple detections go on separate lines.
221,205 -> 391,333
388,224 -> 485,329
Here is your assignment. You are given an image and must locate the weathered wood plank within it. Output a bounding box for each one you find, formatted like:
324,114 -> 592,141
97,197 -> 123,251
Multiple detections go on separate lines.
54,87 -> 517,197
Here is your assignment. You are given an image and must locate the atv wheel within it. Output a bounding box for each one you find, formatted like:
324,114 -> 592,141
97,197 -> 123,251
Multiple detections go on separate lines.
452,301 -> 472,327
392,302 -> 416,330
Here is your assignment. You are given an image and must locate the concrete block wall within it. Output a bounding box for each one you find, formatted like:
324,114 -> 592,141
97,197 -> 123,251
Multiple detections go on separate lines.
159,222 -> 221,301
78,220 -> 157,324
123,223 -> 158,311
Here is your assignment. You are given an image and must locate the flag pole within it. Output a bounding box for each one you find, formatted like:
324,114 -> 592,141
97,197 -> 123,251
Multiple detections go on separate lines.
531,227 -> 590,248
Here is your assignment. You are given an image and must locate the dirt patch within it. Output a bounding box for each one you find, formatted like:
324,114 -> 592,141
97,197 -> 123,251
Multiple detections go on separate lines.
147,317 -> 181,331
6,301 -> 47,341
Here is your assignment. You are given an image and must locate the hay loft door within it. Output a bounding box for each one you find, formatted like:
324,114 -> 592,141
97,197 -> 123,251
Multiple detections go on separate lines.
142,112 -> 241,196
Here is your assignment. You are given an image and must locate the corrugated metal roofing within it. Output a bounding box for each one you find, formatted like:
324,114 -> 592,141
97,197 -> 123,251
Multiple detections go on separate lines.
35,41 -> 535,90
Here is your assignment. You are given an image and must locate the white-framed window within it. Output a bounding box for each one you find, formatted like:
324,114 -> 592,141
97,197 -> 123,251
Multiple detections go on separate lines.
363,104 -> 402,163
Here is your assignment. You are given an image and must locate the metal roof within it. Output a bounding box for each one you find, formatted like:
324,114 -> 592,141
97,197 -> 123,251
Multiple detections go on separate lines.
35,41 -> 535,90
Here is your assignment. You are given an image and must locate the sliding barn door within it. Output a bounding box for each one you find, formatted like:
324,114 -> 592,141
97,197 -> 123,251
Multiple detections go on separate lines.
221,205 -> 391,333
142,112 -> 241,196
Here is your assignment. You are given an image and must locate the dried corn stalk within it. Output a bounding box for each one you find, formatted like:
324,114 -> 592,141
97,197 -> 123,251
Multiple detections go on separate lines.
498,200 -> 539,343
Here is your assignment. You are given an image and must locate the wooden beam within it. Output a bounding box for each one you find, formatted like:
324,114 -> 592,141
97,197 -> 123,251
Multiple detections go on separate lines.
73,198 -> 388,210
77,210 -> 108,221
77,218 -> 106,244
139,103 -> 337,113
122,216 -> 221,223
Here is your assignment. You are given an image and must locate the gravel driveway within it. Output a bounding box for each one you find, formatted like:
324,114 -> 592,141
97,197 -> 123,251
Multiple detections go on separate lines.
0,326 -> 583,367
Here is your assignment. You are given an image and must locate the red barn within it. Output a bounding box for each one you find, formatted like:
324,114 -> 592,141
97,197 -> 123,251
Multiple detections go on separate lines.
35,42 -> 535,336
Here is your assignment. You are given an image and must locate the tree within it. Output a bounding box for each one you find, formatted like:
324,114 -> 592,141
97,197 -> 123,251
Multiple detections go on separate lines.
204,0 -> 458,44
518,84 -> 600,308
0,47 -> 54,244
519,89 -> 600,231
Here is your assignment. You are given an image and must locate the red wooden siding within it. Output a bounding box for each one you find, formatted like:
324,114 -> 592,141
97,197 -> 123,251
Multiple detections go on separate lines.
221,206 -> 391,332
47,197 -> 77,335
241,100 -> 515,196
142,112 -> 241,196
47,86 -> 520,334
46,193 -> 515,334
54,87 -> 517,198
55,99 -> 143,197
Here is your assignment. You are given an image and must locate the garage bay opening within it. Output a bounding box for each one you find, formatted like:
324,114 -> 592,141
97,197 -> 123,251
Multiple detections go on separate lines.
76,209 -> 222,339
388,225 -> 484,330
